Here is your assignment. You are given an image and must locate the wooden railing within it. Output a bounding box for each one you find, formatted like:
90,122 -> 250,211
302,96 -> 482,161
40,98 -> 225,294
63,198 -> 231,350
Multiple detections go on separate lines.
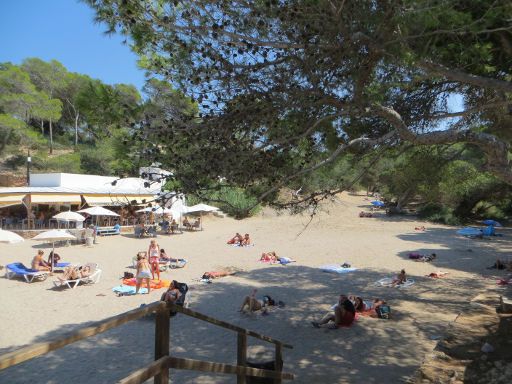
0,301 -> 294,383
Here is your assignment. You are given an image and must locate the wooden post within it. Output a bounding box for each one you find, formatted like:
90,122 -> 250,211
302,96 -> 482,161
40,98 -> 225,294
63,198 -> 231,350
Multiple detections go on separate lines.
237,332 -> 247,384
274,343 -> 283,384
154,306 -> 170,384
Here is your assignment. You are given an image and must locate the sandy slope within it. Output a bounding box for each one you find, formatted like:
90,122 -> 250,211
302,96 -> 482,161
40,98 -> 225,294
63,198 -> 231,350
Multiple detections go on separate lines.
0,192 -> 510,383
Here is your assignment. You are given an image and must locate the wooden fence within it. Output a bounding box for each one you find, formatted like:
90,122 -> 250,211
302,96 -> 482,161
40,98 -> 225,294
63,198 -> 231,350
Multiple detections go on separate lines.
0,301 -> 294,383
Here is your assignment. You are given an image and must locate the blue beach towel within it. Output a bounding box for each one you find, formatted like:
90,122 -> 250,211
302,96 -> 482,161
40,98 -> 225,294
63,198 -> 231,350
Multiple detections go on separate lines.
112,285 -> 148,295
319,265 -> 358,274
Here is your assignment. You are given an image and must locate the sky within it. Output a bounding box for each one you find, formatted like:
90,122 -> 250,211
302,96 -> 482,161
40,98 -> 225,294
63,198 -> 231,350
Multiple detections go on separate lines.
0,0 -> 146,91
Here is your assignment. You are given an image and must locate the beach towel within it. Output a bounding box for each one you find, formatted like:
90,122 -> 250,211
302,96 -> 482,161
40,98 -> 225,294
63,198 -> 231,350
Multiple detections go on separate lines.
122,278 -> 167,289
320,265 -> 358,274
112,285 -> 148,295
375,277 -> 415,288
231,244 -> 254,248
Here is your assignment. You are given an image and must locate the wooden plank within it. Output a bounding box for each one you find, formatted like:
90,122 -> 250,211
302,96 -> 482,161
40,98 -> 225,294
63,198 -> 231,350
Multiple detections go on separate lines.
170,304 -> 293,349
0,302 -> 166,370
154,307 -> 170,384
237,332 -> 247,384
168,357 -> 294,380
118,356 -> 170,384
274,343 -> 283,384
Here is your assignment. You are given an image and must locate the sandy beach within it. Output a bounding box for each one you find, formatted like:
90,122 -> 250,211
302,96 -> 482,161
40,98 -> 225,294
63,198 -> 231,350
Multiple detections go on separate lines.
0,192 -> 510,383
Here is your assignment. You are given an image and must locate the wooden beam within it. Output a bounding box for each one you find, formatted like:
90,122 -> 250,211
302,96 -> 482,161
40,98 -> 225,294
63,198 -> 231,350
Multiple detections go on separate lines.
0,302 -> 166,370
169,304 -> 293,349
118,356 -> 170,384
154,307 -> 170,384
237,332 -> 247,384
168,357 -> 294,380
274,343 -> 283,384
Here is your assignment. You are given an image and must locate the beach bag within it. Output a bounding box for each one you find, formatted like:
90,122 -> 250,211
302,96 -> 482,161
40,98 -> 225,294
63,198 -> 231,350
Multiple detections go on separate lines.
124,272 -> 134,279
376,305 -> 391,319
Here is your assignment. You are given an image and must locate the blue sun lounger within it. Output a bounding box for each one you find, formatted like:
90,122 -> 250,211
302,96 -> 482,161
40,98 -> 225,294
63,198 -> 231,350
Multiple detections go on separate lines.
5,263 -> 50,283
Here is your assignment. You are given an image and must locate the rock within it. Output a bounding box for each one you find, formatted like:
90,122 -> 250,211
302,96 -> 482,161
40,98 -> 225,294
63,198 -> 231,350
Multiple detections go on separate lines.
480,354 -> 488,361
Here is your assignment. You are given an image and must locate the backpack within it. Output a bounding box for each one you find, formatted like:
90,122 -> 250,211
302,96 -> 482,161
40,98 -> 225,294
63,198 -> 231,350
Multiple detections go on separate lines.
376,305 -> 391,319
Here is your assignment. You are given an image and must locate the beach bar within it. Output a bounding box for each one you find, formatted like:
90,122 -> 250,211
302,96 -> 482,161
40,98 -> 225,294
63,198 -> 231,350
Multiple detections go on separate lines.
0,172 -> 161,230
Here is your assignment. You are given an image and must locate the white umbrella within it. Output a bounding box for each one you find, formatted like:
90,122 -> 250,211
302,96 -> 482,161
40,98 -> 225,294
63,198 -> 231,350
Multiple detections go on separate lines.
135,206 -> 172,215
0,229 -> 24,244
78,206 -> 119,217
33,230 -> 76,271
183,203 -> 220,230
52,211 -> 85,229
185,203 -> 220,213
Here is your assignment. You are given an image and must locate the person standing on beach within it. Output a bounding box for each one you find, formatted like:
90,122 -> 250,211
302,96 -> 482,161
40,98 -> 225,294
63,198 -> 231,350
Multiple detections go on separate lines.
147,239 -> 160,280
135,253 -> 151,294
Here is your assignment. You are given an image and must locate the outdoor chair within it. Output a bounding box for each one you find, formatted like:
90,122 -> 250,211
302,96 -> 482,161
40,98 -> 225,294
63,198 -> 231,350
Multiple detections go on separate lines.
5,263 -> 50,283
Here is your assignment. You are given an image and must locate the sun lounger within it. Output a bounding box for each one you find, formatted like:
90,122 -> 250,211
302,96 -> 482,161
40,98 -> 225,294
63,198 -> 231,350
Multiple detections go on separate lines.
5,263 -> 50,283
53,263 -> 102,289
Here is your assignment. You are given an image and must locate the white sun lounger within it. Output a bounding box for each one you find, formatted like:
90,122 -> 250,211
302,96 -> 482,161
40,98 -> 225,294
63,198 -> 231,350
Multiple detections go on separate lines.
53,263 -> 102,289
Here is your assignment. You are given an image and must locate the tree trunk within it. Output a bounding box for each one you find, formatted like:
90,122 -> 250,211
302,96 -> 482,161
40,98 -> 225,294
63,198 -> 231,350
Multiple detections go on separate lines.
49,118 -> 53,154
75,112 -> 79,147
41,120 -> 44,134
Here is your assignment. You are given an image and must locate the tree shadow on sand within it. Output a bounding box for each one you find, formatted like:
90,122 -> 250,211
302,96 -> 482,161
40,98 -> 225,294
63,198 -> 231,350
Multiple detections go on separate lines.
0,262 -> 492,384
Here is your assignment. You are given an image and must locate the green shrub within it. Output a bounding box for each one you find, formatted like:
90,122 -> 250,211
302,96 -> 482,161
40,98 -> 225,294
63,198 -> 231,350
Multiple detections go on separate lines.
188,186 -> 261,219
418,203 -> 461,225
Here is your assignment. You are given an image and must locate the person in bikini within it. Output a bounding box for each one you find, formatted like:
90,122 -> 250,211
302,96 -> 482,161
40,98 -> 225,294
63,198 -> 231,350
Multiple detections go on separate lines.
161,280 -> 181,304
392,269 -> 407,286
32,250 -> 51,271
239,289 -> 275,314
135,253 -> 152,294
147,239 -> 161,280
227,233 -> 243,245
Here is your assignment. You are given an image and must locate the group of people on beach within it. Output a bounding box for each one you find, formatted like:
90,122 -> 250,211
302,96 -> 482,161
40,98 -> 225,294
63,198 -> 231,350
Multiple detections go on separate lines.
227,232 -> 251,246
31,250 -> 62,272
311,295 -> 388,329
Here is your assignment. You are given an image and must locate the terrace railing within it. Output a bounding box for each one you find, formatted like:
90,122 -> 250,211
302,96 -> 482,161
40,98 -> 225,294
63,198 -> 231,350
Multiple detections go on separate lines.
0,301 -> 294,383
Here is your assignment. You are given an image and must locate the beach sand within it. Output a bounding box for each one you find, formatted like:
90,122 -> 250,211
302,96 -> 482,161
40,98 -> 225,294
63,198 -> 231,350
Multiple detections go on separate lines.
0,192 -> 510,383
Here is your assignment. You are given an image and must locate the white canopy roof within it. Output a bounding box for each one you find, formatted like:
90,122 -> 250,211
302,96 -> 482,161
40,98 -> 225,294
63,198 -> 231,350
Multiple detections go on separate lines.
77,206 -> 119,217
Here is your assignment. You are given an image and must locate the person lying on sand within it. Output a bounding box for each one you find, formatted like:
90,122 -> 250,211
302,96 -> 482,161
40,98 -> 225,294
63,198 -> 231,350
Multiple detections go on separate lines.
392,269 -> 407,286
311,294 -> 356,329
202,269 -> 237,280
415,226 -> 426,231
239,289 -> 277,314
409,253 -> 436,262
261,252 -> 278,262
350,296 -> 387,316
359,211 -> 373,218
426,271 -> 449,278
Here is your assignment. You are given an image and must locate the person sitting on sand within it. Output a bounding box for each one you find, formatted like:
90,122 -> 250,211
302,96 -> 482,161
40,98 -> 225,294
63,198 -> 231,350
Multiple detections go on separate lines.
227,233 -> 242,245
392,269 -> 407,286
311,294 -> 356,328
32,250 -> 51,271
239,289 -> 275,314
159,248 -> 171,262
135,253 -> 152,294
488,258 -> 511,270
241,233 -> 251,246
161,280 -> 181,304
47,251 -> 61,266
